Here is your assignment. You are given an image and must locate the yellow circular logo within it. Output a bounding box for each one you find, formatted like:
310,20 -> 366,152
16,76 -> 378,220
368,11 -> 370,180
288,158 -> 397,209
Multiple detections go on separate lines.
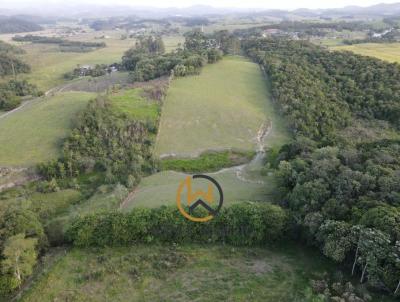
176,174 -> 224,222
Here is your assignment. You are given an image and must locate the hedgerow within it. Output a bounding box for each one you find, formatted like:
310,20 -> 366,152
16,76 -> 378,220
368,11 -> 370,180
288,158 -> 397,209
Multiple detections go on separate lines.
66,202 -> 287,247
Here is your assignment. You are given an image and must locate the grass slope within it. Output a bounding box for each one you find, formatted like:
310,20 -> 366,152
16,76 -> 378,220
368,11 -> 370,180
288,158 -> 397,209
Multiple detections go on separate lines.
20,244 -> 335,302
332,43 -> 400,63
0,92 -> 95,166
155,56 -> 289,157
122,169 -> 276,210
110,88 -> 160,122
15,38 -> 132,91
124,56 -> 289,209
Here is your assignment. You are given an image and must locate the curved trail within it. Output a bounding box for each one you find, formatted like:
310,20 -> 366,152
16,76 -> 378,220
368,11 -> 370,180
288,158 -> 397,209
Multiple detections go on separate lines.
210,121 -> 272,185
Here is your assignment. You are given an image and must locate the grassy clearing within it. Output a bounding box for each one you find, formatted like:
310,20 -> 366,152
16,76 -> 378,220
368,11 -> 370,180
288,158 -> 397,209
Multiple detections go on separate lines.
0,91 -> 95,167
122,167 -> 276,210
12,38 -> 133,91
124,56 -> 289,209
109,88 -> 160,122
331,43 -> 400,63
20,244 -> 335,302
155,56 -> 289,157
62,72 -> 131,93
65,184 -> 128,218
160,150 -> 254,173
29,189 -> 82,220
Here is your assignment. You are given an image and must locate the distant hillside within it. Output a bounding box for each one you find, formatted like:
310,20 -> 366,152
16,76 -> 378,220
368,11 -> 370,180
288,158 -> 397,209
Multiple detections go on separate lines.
0,16 -> 43,34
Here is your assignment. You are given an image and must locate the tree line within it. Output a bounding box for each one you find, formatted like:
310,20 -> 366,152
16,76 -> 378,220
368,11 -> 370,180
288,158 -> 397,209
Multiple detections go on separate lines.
243,37 -> 400,295
121,31 -> 233,81
0,41 -> 40,111
13,35 -> 106,52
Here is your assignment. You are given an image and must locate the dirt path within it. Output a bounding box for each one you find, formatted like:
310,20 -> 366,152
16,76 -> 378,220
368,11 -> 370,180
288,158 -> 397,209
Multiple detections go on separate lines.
211,121 -> 272,185
0,82 -> 76,121
119,187 -> 139,210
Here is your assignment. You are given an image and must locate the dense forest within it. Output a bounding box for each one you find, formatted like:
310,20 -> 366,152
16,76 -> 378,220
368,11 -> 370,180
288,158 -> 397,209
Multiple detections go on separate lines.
121,31 -> 227,81
0,16 -> 42,34
38,96 -> 157,188
243,37 -> 400,295
0,41 -> 39,111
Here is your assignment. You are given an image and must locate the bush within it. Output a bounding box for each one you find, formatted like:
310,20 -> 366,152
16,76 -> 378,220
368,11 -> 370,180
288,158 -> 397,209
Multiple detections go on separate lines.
161,150 -> 254,173
66,202 -> 287,247
0,275 -> 19,297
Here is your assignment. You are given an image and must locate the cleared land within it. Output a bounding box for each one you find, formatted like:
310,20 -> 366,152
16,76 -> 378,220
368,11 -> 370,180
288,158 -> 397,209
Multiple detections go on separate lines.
123,57 -> 289,209
110,88 -> 160,122
123,169 -> 276,210
332,43 -> 400,63
155,56 -> 288,157
20,40 -> 131,91
0,91 -> 95,166
20,244 -> 336,302
3,32 -> 182,92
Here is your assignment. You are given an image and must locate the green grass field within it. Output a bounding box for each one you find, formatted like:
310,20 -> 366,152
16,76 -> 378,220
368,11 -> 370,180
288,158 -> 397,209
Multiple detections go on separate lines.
11,38 -> 133,91
20,244 -> 336,302
2,31 -> 181,92
0,92 -> 95,167
122,168 -> 277,210
123,56 -> 289,209
155,56 -> 289,157
110,88 -> 160,122
332,43 -> 400,63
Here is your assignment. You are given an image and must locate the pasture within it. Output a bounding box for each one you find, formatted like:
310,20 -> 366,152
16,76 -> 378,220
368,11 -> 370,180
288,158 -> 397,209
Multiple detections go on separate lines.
19,39 -> 132,91
3,29 -> 183,92
20,244 -> 335,302
121,167 -> 277,210
155,56 -> 289,157
123,56 -> 289,209
0,91 -> 95,166
331,43 -> 400,63
110,88 -> 160,123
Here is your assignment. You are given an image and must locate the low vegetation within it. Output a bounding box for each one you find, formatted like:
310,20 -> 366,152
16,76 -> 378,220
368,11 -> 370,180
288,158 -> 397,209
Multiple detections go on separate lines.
155,56 -> 288,157
0,92 -> 95,166
161,150 -> 255,173
20,244 -> 339,302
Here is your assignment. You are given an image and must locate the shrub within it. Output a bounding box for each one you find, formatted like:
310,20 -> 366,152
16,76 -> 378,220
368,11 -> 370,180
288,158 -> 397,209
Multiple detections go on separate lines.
66,202 -> 287,247
161,150 -> 254,173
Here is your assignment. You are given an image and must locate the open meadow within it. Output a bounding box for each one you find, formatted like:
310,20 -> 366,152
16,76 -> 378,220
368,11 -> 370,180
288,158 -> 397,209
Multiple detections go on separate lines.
0,91 -> 95,166
0,28 -> 185,92
155,56 -> 289,157
20,244 -> 338,302
123,56 -> 289,209
331,42 -> 400,63
18,39 -> 132,91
